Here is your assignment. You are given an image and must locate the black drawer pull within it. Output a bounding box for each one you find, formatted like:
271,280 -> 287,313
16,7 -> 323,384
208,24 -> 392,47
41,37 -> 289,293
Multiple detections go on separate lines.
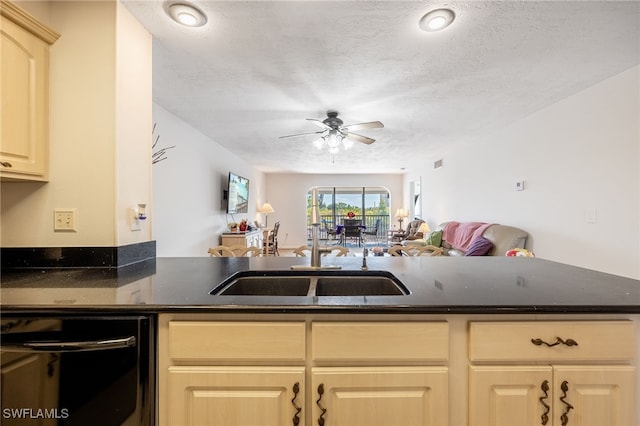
531,337 -> 578,347
291,382 -> 301,426
317,383 -> 326,426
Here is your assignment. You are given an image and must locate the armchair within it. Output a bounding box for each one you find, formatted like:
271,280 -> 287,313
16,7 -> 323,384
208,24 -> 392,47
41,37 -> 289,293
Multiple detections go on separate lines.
404,219 -> 429,240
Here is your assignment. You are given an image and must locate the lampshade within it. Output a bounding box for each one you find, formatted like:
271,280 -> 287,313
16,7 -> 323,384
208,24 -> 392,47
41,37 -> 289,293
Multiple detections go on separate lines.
395,208 -> 408,219
259,203 -> 275,214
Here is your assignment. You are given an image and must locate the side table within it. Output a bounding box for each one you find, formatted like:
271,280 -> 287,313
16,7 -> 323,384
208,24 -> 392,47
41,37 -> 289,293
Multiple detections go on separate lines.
387,229 -> 406,244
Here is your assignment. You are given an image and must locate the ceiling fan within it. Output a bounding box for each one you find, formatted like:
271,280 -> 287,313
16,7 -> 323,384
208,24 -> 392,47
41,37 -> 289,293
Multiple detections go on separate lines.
279,111 -> 384,154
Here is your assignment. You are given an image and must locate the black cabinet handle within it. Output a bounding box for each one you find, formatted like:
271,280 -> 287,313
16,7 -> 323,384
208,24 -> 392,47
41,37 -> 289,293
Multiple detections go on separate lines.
291,382 -> 301,426
0,161 -> 12,168
531,337 -> 578,347
317,383 -> 327,426
539,380 -> 550,425
1,335 -> 136,352
560,380 -> 574,426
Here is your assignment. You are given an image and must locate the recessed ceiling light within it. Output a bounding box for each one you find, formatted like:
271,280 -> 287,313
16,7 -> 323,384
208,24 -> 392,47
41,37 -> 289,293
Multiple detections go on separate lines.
419,8 -> 455,32
166,2 -> 207,27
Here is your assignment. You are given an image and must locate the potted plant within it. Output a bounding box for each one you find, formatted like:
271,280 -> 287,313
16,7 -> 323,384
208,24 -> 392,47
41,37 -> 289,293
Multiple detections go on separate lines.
227,222 -> 238,232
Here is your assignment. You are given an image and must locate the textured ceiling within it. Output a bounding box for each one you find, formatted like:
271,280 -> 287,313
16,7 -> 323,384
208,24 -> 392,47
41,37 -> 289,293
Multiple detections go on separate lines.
122,0 -> 640,174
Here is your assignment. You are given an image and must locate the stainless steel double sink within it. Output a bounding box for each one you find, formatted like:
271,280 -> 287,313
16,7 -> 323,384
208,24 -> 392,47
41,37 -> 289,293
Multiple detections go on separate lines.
210,270 -> 409,297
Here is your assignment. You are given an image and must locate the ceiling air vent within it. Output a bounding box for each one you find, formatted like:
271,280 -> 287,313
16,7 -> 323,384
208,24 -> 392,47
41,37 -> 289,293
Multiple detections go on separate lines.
434,159 -> 443,169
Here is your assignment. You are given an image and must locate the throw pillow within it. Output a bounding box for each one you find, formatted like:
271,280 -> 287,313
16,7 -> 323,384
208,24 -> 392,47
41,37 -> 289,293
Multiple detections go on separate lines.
465,236 -> 494,256
426,230 -> 443,247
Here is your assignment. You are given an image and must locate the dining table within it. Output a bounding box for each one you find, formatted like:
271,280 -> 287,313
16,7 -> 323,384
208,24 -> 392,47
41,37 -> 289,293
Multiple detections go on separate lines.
335,223 -> 366,246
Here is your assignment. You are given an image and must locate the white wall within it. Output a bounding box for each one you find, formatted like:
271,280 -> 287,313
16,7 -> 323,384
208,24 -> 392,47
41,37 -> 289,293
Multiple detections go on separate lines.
265,174 -> 403,249
421,66 -> 640,279
1,1 -> 152,248
152,104 -> 266,256
115,2 -> 152,245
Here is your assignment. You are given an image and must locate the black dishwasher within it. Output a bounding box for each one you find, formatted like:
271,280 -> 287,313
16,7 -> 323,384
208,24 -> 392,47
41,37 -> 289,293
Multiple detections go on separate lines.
0,315 -> 154,426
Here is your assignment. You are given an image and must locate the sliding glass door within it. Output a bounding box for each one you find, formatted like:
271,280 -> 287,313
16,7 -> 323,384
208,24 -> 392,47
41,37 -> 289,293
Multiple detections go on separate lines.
307,187 -> 390,243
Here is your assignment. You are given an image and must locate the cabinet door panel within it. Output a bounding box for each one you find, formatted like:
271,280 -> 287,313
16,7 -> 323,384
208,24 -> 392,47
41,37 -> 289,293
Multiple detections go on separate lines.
312,366 -> 448,426
167,366 -> 305,426
0,16 -> 49,180
469,365 -> 552,426
553,366 -> 636,426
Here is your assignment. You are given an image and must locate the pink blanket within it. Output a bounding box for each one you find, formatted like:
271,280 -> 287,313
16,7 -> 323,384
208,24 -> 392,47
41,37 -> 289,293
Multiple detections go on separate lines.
443,221 -> 493,251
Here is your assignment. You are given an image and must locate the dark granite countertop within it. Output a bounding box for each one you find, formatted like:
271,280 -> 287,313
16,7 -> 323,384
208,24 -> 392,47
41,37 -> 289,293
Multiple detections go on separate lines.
1,257 -> 639,314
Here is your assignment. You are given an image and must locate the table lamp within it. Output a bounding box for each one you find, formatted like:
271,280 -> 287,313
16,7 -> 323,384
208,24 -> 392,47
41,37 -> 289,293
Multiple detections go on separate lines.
259,202 -> 275,227
395,208 -> 409,231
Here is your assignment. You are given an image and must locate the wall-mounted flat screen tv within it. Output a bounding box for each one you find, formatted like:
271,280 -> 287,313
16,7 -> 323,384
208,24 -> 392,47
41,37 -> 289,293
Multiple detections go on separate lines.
226,172 -> 249,214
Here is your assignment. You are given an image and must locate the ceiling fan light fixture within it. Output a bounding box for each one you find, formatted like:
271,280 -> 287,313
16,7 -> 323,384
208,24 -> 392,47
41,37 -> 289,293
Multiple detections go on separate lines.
419,8 -> 455,32
327,131 -> 342,148
166,2 -> 207,27
279,111 -> 383,157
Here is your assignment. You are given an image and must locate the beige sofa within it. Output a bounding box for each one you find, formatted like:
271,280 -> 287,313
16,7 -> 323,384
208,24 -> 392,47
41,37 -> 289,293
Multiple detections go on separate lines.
404,221 -> 529,256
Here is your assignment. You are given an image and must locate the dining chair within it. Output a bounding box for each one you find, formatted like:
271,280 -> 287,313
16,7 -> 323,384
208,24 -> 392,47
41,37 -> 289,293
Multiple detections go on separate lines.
264,221 -> 280,255
343,218 -> 362,247
228,245 -> 262,257
293,245 -> 349,257
292,245 -> 311,257
362,218 -> 380,245
388,245 -> 443,256
208,246 -> 235,257
321,219 -> 339,243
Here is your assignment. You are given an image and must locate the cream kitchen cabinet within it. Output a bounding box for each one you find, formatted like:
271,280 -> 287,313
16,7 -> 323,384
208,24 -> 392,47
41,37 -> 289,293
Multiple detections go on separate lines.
159,315 -> 637,426
1,1 -> 59,181
158,316 -> 449,426
468,321 -> 637,426
161,320 -> 306,426
311,367 -> 448,426
220,230 -> 264,251
310,322 -> 449,426
167,366 -> 305,426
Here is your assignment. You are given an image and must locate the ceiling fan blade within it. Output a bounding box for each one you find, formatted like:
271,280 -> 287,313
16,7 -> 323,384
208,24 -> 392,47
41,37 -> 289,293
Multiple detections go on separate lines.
341,121 -> 384,132
279,130 -> 326,139
345,132 -> 375,145
306,118 -> 332,130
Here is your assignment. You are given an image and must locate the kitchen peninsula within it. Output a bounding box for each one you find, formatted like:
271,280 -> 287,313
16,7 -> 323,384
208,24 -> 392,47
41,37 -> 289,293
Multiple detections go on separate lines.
2,256 -> 639,426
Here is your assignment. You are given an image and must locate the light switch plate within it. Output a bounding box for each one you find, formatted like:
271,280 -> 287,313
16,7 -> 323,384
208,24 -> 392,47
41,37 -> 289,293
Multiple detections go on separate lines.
54,208 -> 77,232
